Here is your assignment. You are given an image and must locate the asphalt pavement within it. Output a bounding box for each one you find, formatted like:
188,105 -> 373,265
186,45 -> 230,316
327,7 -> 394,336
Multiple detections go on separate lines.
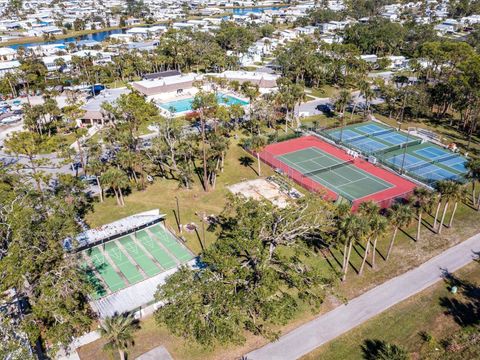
246,233 -> 480,360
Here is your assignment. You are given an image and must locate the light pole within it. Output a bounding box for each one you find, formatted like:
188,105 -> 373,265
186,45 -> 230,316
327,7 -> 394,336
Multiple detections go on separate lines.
175,196 -> 182,234
400,125 -> 411,174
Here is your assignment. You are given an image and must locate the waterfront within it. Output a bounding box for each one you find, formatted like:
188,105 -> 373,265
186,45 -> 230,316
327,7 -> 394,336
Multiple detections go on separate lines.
7,29 -> 124,49
4,6 -> 288,49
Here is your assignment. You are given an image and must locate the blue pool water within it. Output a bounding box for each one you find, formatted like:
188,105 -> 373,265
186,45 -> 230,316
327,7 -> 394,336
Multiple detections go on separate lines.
159,93 -> 249,113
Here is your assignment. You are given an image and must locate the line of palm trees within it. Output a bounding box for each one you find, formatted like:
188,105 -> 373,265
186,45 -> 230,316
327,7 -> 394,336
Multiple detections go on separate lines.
337,178 -> 470,282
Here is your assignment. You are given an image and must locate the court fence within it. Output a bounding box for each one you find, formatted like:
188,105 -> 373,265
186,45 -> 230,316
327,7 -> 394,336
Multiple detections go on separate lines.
252,147 -> 415,210
314,128 -> 467,187
254,148 -> 330,197
372,148 -> 467,186
351,189 -> 415,211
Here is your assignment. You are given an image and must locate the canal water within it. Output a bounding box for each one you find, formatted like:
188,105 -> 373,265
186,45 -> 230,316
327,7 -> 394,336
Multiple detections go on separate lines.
8,29 -> 124,49
7,6 -> 287,49
231,6 -> 284,15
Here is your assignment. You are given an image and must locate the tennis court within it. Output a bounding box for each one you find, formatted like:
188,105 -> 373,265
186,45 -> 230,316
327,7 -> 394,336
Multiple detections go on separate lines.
383,143 -> 467,183
81,224 -> 194,298
277,147 -> 393,201
326,121 -> 422,155
259,136 -> 417,208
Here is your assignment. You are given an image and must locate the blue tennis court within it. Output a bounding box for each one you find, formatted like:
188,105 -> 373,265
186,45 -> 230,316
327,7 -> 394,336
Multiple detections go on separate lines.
414,146 -> 449,159
350,137 -> 388,152
386,153 -> 461,182
386,154 -> 424,169
329,129 -> 363,141
439,157 -> 466,172
355,123 -> 386,133
377,132 -> 411,146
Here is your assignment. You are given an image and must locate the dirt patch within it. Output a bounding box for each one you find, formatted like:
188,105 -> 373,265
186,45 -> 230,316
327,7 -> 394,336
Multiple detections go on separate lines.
227,178 -> 293,208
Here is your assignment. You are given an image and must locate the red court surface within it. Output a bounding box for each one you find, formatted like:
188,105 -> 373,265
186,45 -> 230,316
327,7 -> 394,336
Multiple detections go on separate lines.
259,136 -> 417,209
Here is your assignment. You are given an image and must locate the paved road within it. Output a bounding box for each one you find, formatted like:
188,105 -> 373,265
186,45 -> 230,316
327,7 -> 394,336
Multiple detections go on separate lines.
246,233 -> 480,360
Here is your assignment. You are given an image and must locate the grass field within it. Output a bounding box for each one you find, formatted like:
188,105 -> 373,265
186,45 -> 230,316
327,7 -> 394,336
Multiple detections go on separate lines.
301,261 -> 480,360
79,125 -> 480,360
305,86 -> 341,99
79,183 -> 480,360
85,138 -> 275,254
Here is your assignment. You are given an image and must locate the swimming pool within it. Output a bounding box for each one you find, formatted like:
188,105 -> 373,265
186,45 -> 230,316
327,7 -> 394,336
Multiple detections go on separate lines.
159,93 -> 249,114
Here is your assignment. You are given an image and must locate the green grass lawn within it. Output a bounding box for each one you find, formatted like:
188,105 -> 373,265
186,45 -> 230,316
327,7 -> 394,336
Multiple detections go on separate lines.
301,113 -> 365,130
79,198 -> 480,360
85,138 -> 275,254
305,86 -> 340,99
79,122 -> 480,360
301,261 -> 480,360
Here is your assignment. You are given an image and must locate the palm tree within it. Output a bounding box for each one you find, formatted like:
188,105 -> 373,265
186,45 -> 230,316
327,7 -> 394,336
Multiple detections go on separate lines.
436,180 -> 459,234
337,214 -> 368,281
101,167 -> 130,206
370,213 -> 388,269
192,91 -> 218,192
250,135 -> 268,176
466,158 -> 480,209
99,313 -> 139,360
386,203 -> 414,260
410,187 -> 433,241
448,184 -> 465,228
87,158 -> 107,203
432,181 -> 447,232
333,89 -> 352,142
357,201 -> 379,275
359,79 -> 375,116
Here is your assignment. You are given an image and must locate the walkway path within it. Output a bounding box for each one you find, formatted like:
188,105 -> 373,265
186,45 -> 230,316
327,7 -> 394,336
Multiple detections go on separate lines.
246,233 -> 480,360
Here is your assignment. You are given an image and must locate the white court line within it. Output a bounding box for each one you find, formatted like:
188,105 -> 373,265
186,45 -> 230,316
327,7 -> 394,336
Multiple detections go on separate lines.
278,146 -> 393,199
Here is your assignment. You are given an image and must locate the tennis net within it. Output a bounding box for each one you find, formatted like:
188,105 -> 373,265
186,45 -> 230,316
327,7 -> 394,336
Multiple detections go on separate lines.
434,153 -> 460,164
406,160 -> 430,173
303,159 -> 355,177
349,128 -> 395,143
406,153 -> 459,173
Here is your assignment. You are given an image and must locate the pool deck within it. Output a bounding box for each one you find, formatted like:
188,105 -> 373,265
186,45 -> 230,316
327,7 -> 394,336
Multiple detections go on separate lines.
157,91 -> 250,117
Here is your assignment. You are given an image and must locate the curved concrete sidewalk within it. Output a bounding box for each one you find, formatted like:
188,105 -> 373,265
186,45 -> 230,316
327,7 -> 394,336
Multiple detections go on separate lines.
246,233 -> 480,360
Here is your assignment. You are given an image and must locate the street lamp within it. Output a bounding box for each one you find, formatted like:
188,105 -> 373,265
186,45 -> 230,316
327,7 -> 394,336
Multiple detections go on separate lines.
175,196 -> 182,234
400,127 -> 411,174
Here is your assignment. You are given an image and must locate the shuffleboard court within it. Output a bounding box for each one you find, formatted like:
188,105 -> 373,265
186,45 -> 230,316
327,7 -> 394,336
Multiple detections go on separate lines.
82,264 -> 107,299
104,241 -> 144,284
118,235 -> 161,277
149,225 -> 193,262
277,147 -> 393,201
86,247 -> 126,293
135,230 -> 177,270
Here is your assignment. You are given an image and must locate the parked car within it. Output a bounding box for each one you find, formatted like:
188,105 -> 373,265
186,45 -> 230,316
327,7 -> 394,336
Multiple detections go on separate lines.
317,103 -> 335,115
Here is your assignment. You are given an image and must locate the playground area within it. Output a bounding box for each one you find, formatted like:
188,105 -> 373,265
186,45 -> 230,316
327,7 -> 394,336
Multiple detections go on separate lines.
81,223 -> 194,299
258,136 -> 417,208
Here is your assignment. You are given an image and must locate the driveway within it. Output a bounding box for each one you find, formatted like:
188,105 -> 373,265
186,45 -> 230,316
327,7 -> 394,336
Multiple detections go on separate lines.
246,233 -> 480,360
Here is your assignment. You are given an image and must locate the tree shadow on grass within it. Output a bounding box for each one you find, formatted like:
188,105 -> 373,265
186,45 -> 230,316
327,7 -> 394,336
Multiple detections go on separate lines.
439,262 -> 480,328
239,155 -> 258,176
399,228 -> 416,242
361,339 -> 408,360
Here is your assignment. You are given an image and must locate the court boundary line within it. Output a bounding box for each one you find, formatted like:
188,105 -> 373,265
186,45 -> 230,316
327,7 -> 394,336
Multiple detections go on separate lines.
277,147 -> 394,201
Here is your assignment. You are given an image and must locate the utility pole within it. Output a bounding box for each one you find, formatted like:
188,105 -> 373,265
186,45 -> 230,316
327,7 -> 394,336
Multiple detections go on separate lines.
400,126 -> 411,174
175,196 -> 182,233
